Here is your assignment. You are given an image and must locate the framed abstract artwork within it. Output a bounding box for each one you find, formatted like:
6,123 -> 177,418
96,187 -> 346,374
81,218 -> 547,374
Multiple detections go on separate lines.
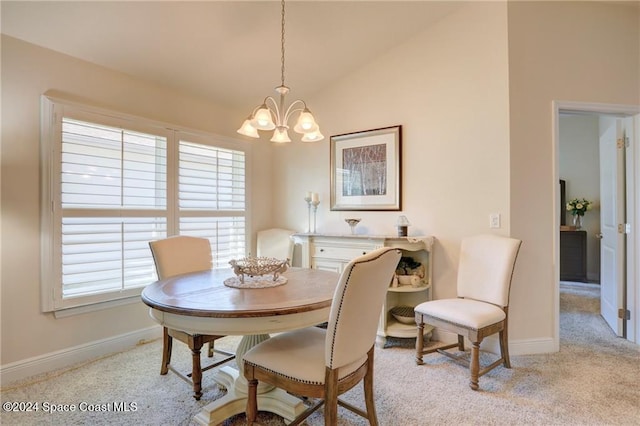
330,125 -> 402,211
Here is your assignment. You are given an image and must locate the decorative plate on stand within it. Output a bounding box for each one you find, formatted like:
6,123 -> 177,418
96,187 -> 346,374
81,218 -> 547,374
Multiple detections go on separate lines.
223,275 -> 287,289
225,257 -> 289,289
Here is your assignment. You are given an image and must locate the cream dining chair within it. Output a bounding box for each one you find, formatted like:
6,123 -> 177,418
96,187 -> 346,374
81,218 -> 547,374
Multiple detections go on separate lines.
256,228 -> 295,261
414,234 -> 521,390
243,247 -> 402,425
148,235 -> 235,400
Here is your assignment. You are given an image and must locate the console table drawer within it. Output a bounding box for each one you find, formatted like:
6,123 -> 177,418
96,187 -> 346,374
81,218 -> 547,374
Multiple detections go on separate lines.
312,245 -> 371,260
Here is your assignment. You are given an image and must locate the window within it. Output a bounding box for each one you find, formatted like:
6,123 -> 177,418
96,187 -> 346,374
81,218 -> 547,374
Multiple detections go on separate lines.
41,96 -> 248,313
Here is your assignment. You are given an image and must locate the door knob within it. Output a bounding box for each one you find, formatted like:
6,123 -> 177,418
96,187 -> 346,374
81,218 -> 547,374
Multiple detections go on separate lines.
595,233 -> 603,239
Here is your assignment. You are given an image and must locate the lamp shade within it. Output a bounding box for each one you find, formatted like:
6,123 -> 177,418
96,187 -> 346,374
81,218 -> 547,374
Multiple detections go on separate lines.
238,0 -> 321,143
251,105 -> 276,130
293,109 -> 319,134
397,215 -> 411,226
271,127 -> 292,143
237,118 -> 260,138
301,130 -> 325,142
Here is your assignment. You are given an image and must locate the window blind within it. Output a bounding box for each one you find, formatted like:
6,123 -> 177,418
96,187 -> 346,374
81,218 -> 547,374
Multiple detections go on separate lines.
61,119 -> 167,209
50,114 -> 248,305
178,141 -> 245,211
60,118 -> 168,298
178,140 -> 246,269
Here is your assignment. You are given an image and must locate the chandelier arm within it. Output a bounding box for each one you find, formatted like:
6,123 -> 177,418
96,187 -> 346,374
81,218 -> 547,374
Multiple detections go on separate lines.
238,0 -> 321,141
282,99 -> 307,124
263,96 -> 283,126
249,100 -> 269,117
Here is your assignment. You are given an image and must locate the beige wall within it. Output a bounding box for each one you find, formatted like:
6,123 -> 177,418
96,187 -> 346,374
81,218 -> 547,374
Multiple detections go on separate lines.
0,35 -> 273,366
274,1 -> 639,353
273,2 -> 513,341
508,1 -> 639,346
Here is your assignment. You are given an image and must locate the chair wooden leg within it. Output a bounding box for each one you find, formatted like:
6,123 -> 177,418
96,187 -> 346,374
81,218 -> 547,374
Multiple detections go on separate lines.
190,335 -> 204,400
246,374 -> 258,425
363,348 -> 379,426
500,328 -> 511,368
324,368 -> 339,426
207,341 -> 214,357
161,327 -> 172,375
469,341 -> 480,391
415,320 -> 425,365
457,334 -> 465,351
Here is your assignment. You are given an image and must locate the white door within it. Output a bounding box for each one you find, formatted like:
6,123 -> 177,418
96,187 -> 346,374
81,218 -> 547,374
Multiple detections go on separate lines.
623,115 -> 637,343
599,117 -> 625,336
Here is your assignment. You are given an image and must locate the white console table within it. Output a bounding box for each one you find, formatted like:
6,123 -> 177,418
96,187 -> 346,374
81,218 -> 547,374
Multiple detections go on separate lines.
292,234 -> 435,346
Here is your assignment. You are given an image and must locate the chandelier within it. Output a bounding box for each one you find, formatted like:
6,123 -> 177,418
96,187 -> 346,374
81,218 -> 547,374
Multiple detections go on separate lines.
236,0 -> 323,143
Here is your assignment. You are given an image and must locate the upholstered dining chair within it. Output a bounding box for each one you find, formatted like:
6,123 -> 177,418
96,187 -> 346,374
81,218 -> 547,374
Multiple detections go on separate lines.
256,228 -> 295,261
148,235 -> 235,400
414,235 -> 522,390
414,234 -> 521,391
243,247 -> 402,425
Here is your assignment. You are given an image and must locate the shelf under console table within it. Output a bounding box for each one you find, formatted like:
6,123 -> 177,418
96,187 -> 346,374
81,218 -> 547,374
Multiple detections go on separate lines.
292,233 -> 435,347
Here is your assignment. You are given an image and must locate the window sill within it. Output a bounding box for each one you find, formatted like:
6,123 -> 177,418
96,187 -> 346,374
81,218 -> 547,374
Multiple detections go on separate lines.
53,296 -> 144,319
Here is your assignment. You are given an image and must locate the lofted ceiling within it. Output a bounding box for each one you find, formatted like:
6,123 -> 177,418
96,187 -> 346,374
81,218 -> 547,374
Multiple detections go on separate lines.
1,1 -> 463,110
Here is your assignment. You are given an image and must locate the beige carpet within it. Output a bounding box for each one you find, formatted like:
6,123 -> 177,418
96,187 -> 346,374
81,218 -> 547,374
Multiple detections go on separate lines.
2,282 -> 639,425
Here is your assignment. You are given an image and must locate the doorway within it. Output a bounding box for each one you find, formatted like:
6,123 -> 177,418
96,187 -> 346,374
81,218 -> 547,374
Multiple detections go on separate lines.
553,101 -> 639,345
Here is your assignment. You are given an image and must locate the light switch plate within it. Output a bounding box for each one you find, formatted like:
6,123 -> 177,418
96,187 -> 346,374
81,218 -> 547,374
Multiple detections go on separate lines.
490,213 -> 501,229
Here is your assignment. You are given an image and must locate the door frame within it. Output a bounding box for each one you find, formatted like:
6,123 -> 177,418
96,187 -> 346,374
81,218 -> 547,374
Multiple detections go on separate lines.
552,100 -> 639,345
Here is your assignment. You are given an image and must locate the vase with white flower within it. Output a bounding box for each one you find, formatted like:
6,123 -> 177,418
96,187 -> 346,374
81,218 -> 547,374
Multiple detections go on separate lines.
566,197 -> 593,230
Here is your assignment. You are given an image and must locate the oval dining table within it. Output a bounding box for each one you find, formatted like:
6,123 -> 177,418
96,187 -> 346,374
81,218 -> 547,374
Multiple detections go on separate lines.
141,266 -> 340,426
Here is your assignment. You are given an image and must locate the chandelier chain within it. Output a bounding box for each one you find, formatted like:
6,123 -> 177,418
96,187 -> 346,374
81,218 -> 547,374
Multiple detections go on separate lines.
280,0 -> 286,88
236,0 -> 323,142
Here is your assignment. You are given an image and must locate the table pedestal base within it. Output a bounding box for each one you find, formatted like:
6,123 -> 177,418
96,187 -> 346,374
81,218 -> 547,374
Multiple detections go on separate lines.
194,334 -> 307,425
193,366 -> 306,425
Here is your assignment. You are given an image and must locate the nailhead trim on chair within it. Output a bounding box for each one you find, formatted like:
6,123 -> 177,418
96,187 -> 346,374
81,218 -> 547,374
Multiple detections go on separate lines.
327,248 -> 398,369
243,360 -> 365,386
245,248 -> 400,426
327,267 -> 352,370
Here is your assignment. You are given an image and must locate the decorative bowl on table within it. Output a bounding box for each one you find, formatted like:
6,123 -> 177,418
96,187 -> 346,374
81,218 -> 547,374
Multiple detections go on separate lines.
229,257 -> 289,283
390,306 -> 416,324
345,218 -> 361,234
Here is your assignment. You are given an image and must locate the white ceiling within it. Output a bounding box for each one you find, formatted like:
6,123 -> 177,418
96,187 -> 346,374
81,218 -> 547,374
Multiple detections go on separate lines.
1,1 -> 462,110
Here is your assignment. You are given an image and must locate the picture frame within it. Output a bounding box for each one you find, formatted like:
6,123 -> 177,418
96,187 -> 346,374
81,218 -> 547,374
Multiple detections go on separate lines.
330,125 -> 402,211
560,179 -> 566,226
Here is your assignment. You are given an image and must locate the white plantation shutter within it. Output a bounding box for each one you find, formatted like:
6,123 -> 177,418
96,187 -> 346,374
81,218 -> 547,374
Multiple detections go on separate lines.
178,141 -> 245,211
177,140 -> 246,269
61,217 -> 166,296
60,119 -> 168,209
180,217 -> 246,268
59,117 -> 168,299
41,97 -> 248,312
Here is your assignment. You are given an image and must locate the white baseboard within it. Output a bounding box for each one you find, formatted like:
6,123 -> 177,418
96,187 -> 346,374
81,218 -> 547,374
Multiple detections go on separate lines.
508,337 -> 557,355
1,325 -> 162,387
432,330 -> 557,356
2,326 -> 558,387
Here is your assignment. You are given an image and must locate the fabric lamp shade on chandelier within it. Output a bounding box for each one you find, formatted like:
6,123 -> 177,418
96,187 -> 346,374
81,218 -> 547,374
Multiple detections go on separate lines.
236,0 -> 323,143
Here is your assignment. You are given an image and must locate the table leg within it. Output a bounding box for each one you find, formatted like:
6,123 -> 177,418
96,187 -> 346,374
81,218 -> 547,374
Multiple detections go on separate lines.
193,334 -> 307,426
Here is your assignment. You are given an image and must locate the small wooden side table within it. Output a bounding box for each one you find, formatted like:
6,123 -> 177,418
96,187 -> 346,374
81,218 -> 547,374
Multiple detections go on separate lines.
560,230 -> 587,282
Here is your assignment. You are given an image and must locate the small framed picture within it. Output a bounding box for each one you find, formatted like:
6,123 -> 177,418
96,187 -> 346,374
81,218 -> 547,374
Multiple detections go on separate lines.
330,125 -> 402,211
